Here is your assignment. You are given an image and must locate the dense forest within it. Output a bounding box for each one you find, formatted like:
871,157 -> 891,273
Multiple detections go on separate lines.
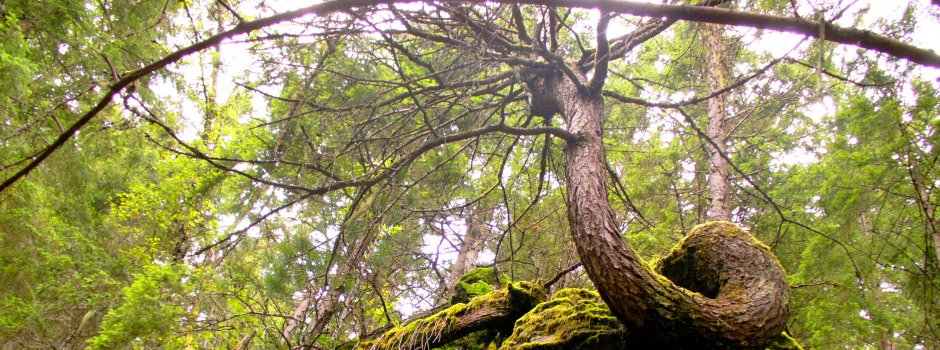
1,0 -> 939,349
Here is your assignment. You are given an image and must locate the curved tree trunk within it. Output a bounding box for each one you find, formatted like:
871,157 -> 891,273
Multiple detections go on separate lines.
537,67 -> 788,348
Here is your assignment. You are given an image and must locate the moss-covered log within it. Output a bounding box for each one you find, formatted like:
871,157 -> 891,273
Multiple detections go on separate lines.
355,282 -> 545,350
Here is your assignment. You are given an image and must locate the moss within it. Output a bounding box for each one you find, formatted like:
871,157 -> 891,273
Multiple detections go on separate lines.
765,332 -> 804,350
499,288 -> 624,350
359,282 -> 545,350
452,267 -> 511,305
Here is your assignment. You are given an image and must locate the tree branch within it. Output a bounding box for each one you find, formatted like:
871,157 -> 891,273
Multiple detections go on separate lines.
589,12 -> 611,92
510,0 -> 940,67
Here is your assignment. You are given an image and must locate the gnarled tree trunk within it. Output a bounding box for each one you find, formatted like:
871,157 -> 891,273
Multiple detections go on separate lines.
536,65 -> 789,348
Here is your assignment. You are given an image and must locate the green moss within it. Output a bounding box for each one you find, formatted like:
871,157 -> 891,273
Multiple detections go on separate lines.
360,279 -> 800,350
765,332 -> 804,350
452,267 -> 511,305
442,330 -> 496,350
359,282 -> 545,350
499,288 -> 623,350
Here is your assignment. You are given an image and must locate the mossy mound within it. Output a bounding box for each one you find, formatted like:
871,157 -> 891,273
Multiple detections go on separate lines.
499,288 -> 625,350
452,267 -> 511,305
357,282 -> 545,350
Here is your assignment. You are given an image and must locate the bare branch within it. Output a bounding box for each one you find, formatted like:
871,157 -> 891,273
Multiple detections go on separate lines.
511,4 -> 532,45
589,12 -> 611,92
543,263 -> 582,288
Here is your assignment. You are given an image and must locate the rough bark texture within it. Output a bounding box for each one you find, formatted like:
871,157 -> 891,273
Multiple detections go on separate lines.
531,64 -> 789,348
704,24 -> 732,222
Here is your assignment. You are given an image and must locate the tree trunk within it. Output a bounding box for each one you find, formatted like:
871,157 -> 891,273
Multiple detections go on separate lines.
534,65 -> 788,348
704,24 -> 732,222
283,192 -> 378,348
880,336 -> 896,350
442,204 -> 493,303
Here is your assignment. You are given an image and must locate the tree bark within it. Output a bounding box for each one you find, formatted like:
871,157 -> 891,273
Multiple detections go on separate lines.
704,24 -> 732,222
533,62 -> 788,348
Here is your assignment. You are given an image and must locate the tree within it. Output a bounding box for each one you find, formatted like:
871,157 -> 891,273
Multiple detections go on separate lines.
703,23 -> 733,222
1,0 -> 939,349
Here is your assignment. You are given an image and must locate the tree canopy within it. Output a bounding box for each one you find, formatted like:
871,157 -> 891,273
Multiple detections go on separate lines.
1,0 -> 939,349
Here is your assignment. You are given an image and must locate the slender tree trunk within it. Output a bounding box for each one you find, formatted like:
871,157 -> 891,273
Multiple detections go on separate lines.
704,24 -> 732,222
900,125 -> 940,276
288,228 -> 376,349
912,169 -> 940,272
444,204 -> 493,294
880,335 -> 896,350
533,62 -> 787,348
283,192 -> 378,348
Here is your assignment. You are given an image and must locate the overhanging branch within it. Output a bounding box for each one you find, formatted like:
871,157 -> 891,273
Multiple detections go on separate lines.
511,0 -> 940,68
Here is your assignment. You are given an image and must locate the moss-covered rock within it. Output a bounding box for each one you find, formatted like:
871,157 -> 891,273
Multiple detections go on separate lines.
357,282 -> 545,350
356,224 -> 803,350
451,267 -> 511,305
499,288 -> 625,350
357,283 -> 803,350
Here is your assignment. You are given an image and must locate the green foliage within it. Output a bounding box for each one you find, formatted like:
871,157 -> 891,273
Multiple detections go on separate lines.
87,264 -> 189,349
